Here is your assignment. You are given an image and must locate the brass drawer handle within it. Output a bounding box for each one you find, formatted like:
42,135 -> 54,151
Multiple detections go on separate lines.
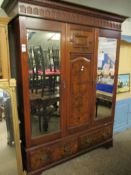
103,133 -> 108,139
40,153 -> 51,162
64,145 -> 71,154
85,138 -> 92,145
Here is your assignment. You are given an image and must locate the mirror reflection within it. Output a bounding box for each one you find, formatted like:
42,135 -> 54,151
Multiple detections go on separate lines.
27,30 -> 61,137
0,89 -> 17,174
96,37 -> 117,119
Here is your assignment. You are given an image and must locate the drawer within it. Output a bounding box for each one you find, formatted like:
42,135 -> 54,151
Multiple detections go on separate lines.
78,125 -> 112,150
29,144 -> 54,171
28,137 -> 78,171
49,137 -> 78,163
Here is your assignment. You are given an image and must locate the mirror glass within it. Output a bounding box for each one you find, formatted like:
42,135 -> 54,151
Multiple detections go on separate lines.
96,37 -> 117,119
27,30 -> 61,138
0,89 -> 17,174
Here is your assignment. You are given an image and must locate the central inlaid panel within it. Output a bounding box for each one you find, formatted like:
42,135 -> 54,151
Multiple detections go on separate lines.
69,57 -> 92,127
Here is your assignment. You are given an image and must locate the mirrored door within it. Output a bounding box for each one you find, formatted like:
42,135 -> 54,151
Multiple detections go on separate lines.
95,37 -> 117,120
27,30 -> 61,138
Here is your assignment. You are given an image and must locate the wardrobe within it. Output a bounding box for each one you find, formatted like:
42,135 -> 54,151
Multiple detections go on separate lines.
2,0 -> 126,174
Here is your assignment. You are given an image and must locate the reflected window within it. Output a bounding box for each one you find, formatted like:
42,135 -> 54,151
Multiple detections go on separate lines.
27,30 -> 61,137
96,37 -> 117,119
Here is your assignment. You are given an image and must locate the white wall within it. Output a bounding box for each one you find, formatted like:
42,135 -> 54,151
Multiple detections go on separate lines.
122,19 -> 131,36
64,0 -> 131,17
0,3 -> 130,42
0,0 -> 131,36
0,8 -> 7,16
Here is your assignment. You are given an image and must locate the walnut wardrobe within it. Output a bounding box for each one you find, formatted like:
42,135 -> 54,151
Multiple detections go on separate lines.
2,0 -> 126,174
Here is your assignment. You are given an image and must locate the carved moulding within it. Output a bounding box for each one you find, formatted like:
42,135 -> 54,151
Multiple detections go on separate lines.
19,3 -> 121,31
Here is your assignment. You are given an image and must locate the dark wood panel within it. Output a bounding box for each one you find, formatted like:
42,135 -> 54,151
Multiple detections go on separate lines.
99,29 -> 121,38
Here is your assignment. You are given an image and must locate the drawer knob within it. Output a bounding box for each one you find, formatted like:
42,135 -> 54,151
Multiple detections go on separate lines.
64,145 -> 71,154
85,138 -> 92,145
103,133 -> 109,139
40,153 -> 51,162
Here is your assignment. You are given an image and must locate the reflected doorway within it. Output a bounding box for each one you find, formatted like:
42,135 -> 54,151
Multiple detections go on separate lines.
0,88 -> 17,175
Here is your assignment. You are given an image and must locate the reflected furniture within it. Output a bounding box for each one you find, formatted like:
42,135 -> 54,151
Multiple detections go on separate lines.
2,0 -> 126,174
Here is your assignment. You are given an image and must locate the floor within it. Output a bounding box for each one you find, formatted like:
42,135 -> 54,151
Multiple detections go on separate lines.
0,120 -> 17,175
0,120 -> 131,175
97,104 -> 112,119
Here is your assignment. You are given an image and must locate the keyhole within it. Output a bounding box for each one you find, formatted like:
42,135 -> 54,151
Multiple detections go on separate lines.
81,65 -> 84,71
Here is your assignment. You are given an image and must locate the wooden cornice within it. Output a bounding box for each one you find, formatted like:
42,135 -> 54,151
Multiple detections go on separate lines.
1,0 -> 128,30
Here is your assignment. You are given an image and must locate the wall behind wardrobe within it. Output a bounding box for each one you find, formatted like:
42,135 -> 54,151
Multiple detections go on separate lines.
117,18 -> 131,100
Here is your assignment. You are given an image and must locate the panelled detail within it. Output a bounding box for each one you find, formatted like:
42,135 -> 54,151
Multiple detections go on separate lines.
69,29 -> 93,53
29,146 -> 52,171
69,27 -> 94,53
18,3 -> 122,31
69,57 -> 92,127
70,53 -> 92,60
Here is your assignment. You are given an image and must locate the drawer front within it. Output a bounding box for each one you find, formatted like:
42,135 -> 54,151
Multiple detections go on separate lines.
28,126 -> 112,171
29,145 -> 53,171
52,138 -> 78,161
79,126 -> 112,150
29,137 -> 78,171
